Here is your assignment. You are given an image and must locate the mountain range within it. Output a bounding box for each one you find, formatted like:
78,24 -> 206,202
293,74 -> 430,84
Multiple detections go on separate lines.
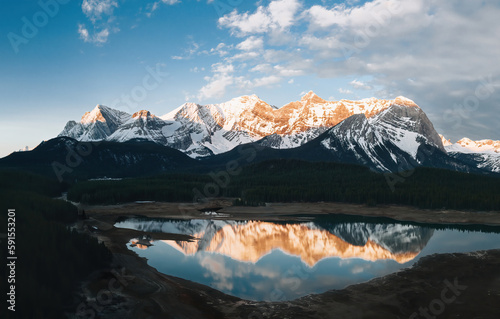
2,92 -> 499,177
60,92 -> 408,158
57,92 -> 499,173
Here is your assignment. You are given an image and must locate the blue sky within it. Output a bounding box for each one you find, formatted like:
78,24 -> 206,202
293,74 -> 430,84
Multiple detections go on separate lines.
1,0 -> 500,157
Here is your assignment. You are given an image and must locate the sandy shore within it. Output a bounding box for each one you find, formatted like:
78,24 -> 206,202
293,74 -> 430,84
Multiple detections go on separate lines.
69,201 -> 500,318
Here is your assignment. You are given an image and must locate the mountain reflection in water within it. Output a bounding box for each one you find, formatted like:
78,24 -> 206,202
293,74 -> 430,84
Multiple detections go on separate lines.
114,217 -> 444,300
116,217 -> 500,300
165,221 -> 432,265
118,219 -> 433,265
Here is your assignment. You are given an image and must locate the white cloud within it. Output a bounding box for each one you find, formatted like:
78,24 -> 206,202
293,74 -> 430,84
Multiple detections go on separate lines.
304,5 -> 342,29
171,40 -> 201,60
82,0 -> 118,22
231,51 -> 260,61
210,43 -> 232,57
78,24 -> 110,44
273,64 -> 304,77
218,0 -> 300,36
175,42 -> 233,60
79,0 -> 118,45
190,66 -> 205,73
94,28 -> 110,44
338,88 -> 353,94
149,0 -> 181,16
251,64 -> 272,73
350,79 -> 372,90
236,36 -> 264,51
219,7 -> 271,35
253,75 -> 281,87
197,61 -> 286,100
267,0 -> 300,30
198,63 -> 236,100
298,35 -> 341,52
77,24 -> 90,42
304,0 -> 425,30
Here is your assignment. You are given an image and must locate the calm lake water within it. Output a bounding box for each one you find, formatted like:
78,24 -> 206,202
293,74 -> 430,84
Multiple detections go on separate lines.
115,214 -> 500,301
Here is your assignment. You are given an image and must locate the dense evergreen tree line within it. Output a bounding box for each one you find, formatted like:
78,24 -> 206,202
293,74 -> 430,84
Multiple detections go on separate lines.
0,169 -> 67,197
226,160 -> 500,210
67,160 -> 500,211
0,171 -> 111,319
68,174 -> 213,204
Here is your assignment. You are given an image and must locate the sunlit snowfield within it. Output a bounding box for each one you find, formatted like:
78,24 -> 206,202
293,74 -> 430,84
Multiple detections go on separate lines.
116,215 -> 500,301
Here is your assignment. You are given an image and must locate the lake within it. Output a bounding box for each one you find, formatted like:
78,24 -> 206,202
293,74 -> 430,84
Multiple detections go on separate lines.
115,214 -> 500,301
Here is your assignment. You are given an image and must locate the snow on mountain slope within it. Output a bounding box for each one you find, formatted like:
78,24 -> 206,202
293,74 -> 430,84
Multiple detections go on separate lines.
446,138 -> 500,154
107,110 -> 171,144
163,92 -> 400,139
442,136 -> 500,173
445,151 -> 500,173
465,153 -> 500,173
257,128 -> 329,149
159,97 -> 260,157
60,92 -> 414,158
318,104 -> 445,172
156,92 -> 420,156
59,105 -> 131,141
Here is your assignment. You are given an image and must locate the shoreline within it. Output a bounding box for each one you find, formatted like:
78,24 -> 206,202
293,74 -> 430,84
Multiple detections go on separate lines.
81,200 -> 500,226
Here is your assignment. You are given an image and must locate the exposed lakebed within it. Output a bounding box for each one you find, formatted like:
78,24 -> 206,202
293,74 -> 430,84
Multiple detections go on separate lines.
114,214 -> 500,301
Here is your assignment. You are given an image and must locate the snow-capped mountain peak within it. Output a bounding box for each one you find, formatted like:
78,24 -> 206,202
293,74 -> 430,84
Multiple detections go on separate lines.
59,105 -> 131,141
216,94 -> 273,117
318,103 -> 445,172
160,103 -> 196,121
393,96 -> 419,108
81,105 -> 108,124
132,110 -> 155,119
301,90 -> 325,103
